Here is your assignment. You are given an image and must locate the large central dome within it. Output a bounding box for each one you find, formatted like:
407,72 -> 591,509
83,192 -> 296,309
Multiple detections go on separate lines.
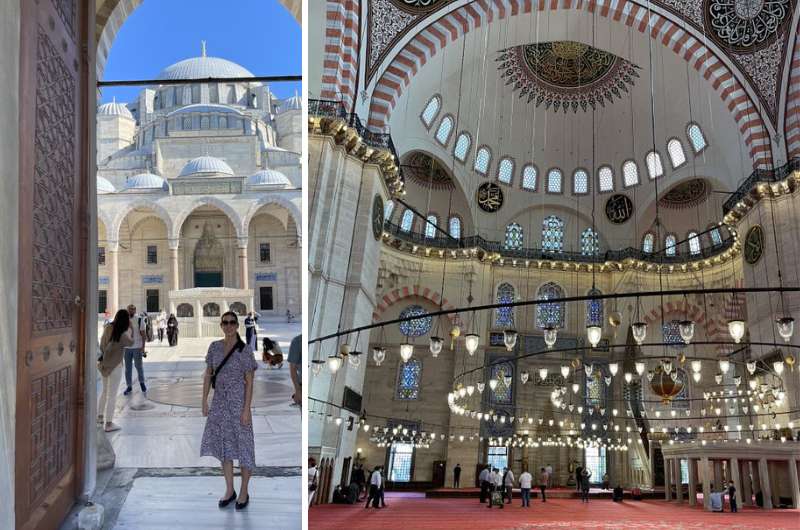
156,55 -> 254,81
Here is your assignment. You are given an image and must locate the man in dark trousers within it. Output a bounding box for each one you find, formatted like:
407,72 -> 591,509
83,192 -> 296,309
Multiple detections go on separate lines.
728,480 -> 738,512
453,463 -> 462,488
478,465 -> 491,503
352,464 -> 366,499
575,464 -> 583,491
365,466 -> 383,508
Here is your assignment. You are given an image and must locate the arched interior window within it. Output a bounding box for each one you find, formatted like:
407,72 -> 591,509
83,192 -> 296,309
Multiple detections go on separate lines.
586,288 -> 603,326
474,146 -> 491,175
498,158 -> 514,184
547,169 -> 563,193
424,214 -> 438,239
495,283 -> 515,327
642,233 -> 654,253
435,115 -> 454,145
536,282 -> 565,329
573,169 -> 588,194
396,359 -> 421,400
665,234 -> 677,256
449,216 -> 461,239
398,305 -> 432,337
709,225 -> 723,246
586,370 -> 605,407
384,200 -> 395,220
598,166 -> 614,192
542,215 -> 564,252
454,132 -> 471,162
687,123 -> 707,153
623,160 -> 639,187
504,223 -> 523,250
667,139 -> 686,168
688,231 -> 701,255
421,96 -> 441,127
522,164 -> 537,190
491,362 -> 513,404
646,151 -> 664,179
581,228 -> 599,256
400,209 -> 414,232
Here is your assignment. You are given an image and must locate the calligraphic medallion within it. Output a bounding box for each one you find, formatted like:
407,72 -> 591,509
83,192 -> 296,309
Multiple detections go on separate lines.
744,225 -> 764,264
372,195 -> 385,241
605,194 -> 634,224
477,182 -> 504,213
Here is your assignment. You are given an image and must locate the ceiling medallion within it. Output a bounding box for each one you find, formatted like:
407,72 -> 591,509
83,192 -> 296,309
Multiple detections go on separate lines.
496,41 -> 640,113
402,151 -> 454,190
605,194 -> 634,224
744,224 -> 765,264
658,178 -> 710,209
372,194 -> 385,241
476,182 -> 504,213
390,0 -> 449,13
705,0 -> 792,51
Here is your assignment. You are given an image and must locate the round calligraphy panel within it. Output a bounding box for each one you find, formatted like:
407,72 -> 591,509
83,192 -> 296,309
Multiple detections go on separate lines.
372,195 -> 384,241
477,182 -> 504,213
744,225 -> 764,265
605,194 -> 634,224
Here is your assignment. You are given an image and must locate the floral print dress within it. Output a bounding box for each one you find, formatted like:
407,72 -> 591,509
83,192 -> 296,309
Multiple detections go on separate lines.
201,340 -> 258,469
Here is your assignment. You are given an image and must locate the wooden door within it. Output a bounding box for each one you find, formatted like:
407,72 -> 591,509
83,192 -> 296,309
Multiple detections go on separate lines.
15,0 -> 89,529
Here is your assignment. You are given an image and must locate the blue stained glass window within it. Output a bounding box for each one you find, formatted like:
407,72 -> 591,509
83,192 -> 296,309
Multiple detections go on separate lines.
542,216 -> 564,252
709,226 -> 722,246
665,234 -> 677,256
586,370 -> 604,407
385,200 -> 395,220
662,320 -> 683,349
586,288 -> 603,326
688,231 -> 701,255
449,216 -> 461,239
581,228 -> 599,256
396,359 -> 422,400
536,282 -> 565,329
398,305 -> 432,337
424,215 -> 438,239
400,210 -> 414,232
495,283 -> 515,327
642,233 -> 654,253
388,442 -> 414,481
491,362 -> 513,403
487,446 -> 508,471
504,223 -> 523,250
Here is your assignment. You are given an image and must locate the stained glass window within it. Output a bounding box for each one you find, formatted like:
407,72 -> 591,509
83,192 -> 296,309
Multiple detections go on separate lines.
662,320 -> 683,348
495,283 -> 515,327
547,168 -> 563,193
504,223 -> 523,250
475,146 -> 491,175
667,139 -> 686,168
388,442 -> 414,481
454,132 -> 471,162
536,282 -> 565,329
581,228 -> 599,256
435,115 -> 454,145
688,231 -> 700,255
709,226 -> 722,246
396,359 -> 422,400
542,215 -> 564,252
487,446 -> 508,471
522,164 -> 537,190
623,160 -> 639,187
449,216 -> 461,239
385,200 -> 395,220
598,166 -> 614,192
584,446 -> 606,483
665,234 -> 677,256
491,362 -> 513,403
400,209 -> 414,232
573,169 -> 588,194
586,371 -> 604,407
425,214 -> 438,239
586,288 -> 603,326
498,158 -> 514,184
642,233 -> 654,253
646,151 -> 664,179
687,124 -> 707,153
398,305 -> 432,337
421,96 -> 440,127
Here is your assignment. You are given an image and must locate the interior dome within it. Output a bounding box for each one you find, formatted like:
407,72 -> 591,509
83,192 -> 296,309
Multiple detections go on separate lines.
178,156 -> 235,177
156,56 -> 254,81
248,169 -> 291,187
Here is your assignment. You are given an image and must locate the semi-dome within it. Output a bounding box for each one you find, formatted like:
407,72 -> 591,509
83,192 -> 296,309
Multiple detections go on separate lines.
156,55 -> 254,81
97,176 -> 116,194
248,169 -> 291,187
124,172 -> 168,191
277,94 -> 302,113
98,100 -> 134,120
179,156 -> 235,177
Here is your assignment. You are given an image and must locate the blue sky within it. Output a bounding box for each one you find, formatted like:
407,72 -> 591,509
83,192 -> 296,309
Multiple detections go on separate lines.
99,0 -> 301,104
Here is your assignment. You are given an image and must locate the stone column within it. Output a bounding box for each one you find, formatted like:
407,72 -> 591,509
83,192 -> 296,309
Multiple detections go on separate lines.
751,459 -> 761,500
168,239 -> 180,292
108,241 -> 119,313
237,238 -> 249,290
688,457 -> 697,506
701,457 -> 711,510
730,457 -> 743,508
713,460 -> 722,490
665,458 -> 673,501
789,458 -> 800,509
674,459 -> 683,502
195,299 -> 203,338
758,458 -> 772,509
741,460 -> 753,506
768,461 -> 780,508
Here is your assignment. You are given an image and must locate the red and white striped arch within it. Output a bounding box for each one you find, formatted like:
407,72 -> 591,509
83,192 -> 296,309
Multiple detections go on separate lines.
320,0 -> 360,110
373,284 -> 463,325
366,0 -> 774,169
785,27 -> 800,159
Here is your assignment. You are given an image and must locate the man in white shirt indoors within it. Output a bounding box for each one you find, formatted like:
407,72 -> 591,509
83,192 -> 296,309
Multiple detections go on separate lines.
123,305 -> 148,395
502,467 -> 515,504
365,465 -> 383,509
478,465 -> 491,503
519,468 -> 533,507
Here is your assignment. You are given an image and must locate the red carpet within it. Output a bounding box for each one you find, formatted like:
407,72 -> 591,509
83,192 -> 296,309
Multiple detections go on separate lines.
310,494 -> 800,529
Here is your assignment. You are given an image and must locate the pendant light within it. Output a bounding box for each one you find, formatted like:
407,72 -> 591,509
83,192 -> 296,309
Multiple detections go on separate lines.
690,360 -> 702,373
520,370 -> 530,384
609,362 -> 619,376
488,378 -> 499,391
348,350 -> 362,368
728,320 -> 745,343
718,359 -> 730,374
560,364 -> 570,378
662,359 -> 673,375
312,359 -> 325,376
464,333 -> 480,355
572,383 -> 580,394
585,363 -> 593,377
399,342 -> 414,362
503,375 -> 512,388
477,382 -> 485,393
679,320 -> 695,344
539,367 -> 549,381
458,386 -> 467,398
632,322 -> 647,345
773,360 -> 785,375
429,336 -> 444,357
635,361 -> 646,376
776,317 -> 795,342
692,371 -> 701,383
327,355 -> 343,374
624,372 -> 633,383
543,326 -> 558,348
503,329 -> 518,351
586,324 -> 602,348
466,385 -> 475,396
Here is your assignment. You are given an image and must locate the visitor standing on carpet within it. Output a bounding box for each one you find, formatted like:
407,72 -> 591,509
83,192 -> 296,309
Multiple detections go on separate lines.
379,467 -> 387,507
502,467 -> 515,504
539,467 -> 549,502
575,464 -> 583,491
546,463 -> 554,488
580,468 -> 592,503
728,481 -> 737,512
479,465 -> 491,503
519,469 -> 532,507
97,309 -> 133,433
200,311 -> 257,510
453,463 -> 461,488
602,472 -> 610,490
366,466 -> 383,508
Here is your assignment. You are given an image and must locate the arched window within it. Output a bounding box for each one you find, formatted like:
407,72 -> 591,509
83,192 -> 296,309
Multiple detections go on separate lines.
522,164 -> 537,190
448,216 -> 461,239
687,123 -> 707,153
219,116 -> 228,128
547,168 -> 563,193
203,302 -> 220,317
598,166 -> 614,192
495,283 -> 515,327
581,228 -> 599,256
688,231 -> 701,255
536,282 -> 565,329
421,95 -> 441,128
491,361 -> 514,404
398,305 -> 433,337
498,157 -> 514,184
435,115 -> 454,145
586,370 -> 605,407
573,169 -> 589,194
662,320 -> 683,348
454,132 -> 471,162
182,116 -> 192,130
622,160 -> 640,187
642,233 -> 654,253
667,139 -> 687,168
709,225 -> 723,246
230,302 -> 246,315
665,234 -> 677,256
586,288 -> 603,326
385,200 -> 395,220
504,223 -> 523,250
176,303 -> 194,317
474,146 -> 491,175
542,215 -> 564,252
400,210 -> 414,232
396,359 -> 422,400
646,151 -> 664,179
424,214 -> 438,239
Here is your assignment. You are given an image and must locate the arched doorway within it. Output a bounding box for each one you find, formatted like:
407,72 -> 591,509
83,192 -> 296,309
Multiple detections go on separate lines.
193,221 -> 225,287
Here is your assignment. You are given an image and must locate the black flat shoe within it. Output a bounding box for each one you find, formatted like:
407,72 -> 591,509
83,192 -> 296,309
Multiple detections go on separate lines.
218,491 -> 237,508
235,494 -> 249,510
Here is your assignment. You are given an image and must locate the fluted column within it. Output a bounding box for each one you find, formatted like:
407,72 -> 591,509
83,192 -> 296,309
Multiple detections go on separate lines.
168,239 -> 180,292
688,458 -> 697,506
108,241 -> 119,313
237,237 -> 249,290
758,458 -> 772,509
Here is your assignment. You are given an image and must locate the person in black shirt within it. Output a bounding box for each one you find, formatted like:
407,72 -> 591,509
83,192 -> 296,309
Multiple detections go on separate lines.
453,463 -> 462,488
728,481 -> 738,512
575,464 -> 583,491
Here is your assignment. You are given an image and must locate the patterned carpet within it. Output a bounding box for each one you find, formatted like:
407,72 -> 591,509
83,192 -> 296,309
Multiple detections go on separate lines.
309,495 -> 800,529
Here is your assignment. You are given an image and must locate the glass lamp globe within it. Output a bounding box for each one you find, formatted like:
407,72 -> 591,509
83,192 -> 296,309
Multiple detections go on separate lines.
327,355 -> 343,374
538,367 -> 549,381
609,362 -> 619,376
587,325 -> 602,348
520,370 -> 530,384
311,360 -> 324,376
399,343 -> 414,362
679,320 -> 695,344
349,351 -> 362,368
662,359 -> 673,375
489,378 -> 499,391
631,322 -> 647,345
503,375 -> 513,387
728,320 -> 745,343
372,347 -> 386,366
561,364 -> 570,378
624,372 -> 633,383
464,333 -> 480,355
458,386 -> 467,398
429,336 -> 444,357
690,360 -> 702,373
503,329 -> 518,351
477,382 -> 485,393
692,371 -> 701,383
585,363 -> 593,377
773,360 -> 785,375
746,361 -> 757,375
718,359 -> 730,374
776,317 -> 795,342
635,361 -> 646,376
543,327 -> 558,348
572,383 -> 580,394
466,385 -> 475,396
748,379 -> 758,390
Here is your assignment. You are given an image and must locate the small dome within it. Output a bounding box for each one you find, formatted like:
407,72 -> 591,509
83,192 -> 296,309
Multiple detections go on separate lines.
124,172 -> 168,191
248,169 -> 291,187
97,176 -> 116,194
277,94 -> 301,113
98,101 -> 134,120
157,56 -> 254,81
179,156 -> 235,177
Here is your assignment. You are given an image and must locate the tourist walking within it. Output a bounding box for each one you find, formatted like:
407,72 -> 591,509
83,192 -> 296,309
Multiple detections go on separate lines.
365,466 -> 383,508
200,311 -> 258,510
157,310 -> 167,343
539,467 -> 549,502
453,463 -> 461,488
575,463 -> 583,491
519,469 -> 532,507
166,313 -> 179,346
352,464 -> 366,499
580,468 -> 592,503
308,457 -> 319,507
479,465 -> 491,503
244,311 -> 257,350
728,480 -> 738,512
97,309 -> 133,432
122,305 -> 148,395
502,467 -> 515,504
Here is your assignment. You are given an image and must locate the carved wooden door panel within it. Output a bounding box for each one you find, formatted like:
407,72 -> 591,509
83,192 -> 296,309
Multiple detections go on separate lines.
15,0 -> 89,529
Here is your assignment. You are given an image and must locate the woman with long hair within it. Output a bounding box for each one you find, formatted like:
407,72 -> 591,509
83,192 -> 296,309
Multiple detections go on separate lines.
98,309 -> 134,432
200,311 -> 257,510
166,313 -> 179,346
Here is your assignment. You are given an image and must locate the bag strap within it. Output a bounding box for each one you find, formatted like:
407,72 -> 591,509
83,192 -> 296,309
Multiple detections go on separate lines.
211,341 -> 243,388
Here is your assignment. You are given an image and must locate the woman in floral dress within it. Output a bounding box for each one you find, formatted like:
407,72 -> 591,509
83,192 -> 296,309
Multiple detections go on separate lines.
201,311 -> 258,509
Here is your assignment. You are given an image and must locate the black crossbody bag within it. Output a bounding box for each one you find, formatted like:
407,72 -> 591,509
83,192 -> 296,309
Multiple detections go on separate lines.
210,340 -> 244,389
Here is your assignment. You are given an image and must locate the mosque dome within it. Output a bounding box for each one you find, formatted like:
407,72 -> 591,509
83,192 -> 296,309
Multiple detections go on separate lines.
124,172 -> 168,191
178,156 -> 235,177
97,176 -> 116,194
97,100 -> 134,120
156,54 -> 254,81
248,169 -> 291,188
277,94 -> 302,113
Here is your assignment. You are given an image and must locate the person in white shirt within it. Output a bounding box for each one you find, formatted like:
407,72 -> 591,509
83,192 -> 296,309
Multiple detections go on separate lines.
157,310 -> 167,343
519,470 -> 533,507
545,463 -> 554,488
123,305 -> 148,395
478,465 -> 491,503
502,467 -> 515,504
539,467 -> 549,502
487,468 -> 504,509
365,466 -> 383,509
